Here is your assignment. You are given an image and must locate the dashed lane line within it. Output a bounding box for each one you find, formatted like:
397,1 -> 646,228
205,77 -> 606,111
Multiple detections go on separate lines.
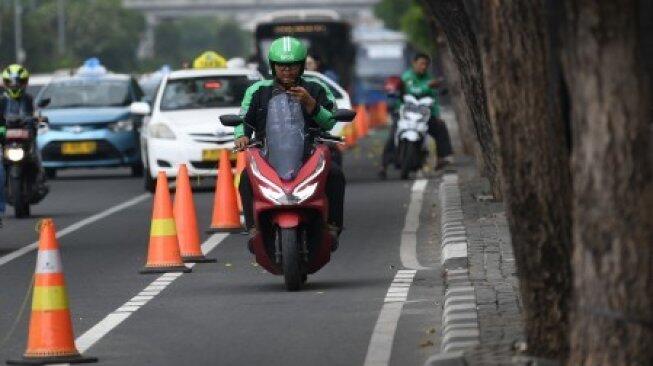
0,193 -> 150,268
363,269 -> 418,366
400,179 -> 429,270
74,233 -> 228,354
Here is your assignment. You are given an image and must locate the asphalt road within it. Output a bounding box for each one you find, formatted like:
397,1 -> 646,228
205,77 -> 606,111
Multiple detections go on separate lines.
0,131 -> 444,366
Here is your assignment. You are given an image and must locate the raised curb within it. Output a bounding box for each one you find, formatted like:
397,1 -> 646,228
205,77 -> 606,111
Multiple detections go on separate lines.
430,173 -> 480,363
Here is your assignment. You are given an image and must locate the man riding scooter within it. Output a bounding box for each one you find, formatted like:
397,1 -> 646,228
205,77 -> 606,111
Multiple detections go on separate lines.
234,36 -> 346,250
378,53 -> 453,178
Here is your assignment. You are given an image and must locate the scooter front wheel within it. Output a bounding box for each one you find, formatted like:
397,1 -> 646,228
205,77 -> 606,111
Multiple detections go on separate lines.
9,173 -> 29,218
280,228 -> 302,291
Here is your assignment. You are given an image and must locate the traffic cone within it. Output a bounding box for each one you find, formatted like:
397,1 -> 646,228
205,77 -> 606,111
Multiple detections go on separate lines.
140,172 -> 191,274
6,219 -> 98,365
234,151 -> 247,212
207,149 -> 243,233
355,104 -> 370,139
378,101 -> 389,126
344,123 -> 357,149
174,165 -> 216,263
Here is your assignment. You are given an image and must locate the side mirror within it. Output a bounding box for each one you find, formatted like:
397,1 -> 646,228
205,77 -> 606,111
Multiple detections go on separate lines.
37,98 -> 51,108
130,101 -> 151,115
333,109 -> 356,122
220,114 -> 243,127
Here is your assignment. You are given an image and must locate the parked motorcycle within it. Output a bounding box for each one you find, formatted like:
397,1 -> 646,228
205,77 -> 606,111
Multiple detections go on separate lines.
394,94 -> 433,179
220,105 -> 355,291
2,99 -> 50,218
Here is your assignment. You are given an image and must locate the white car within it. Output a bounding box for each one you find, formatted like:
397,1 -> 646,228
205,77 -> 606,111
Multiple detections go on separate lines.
303,71 -> 352,137
139,68 -> 262,191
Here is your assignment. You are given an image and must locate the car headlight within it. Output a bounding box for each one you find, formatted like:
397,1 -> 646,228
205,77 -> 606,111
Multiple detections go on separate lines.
5,147 -> 25,162
109,119 -> 134,132
149,123 -> 176,140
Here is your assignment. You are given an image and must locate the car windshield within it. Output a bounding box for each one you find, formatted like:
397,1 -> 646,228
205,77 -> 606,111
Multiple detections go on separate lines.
160,75 -> 252,111
39,78 -> 131,108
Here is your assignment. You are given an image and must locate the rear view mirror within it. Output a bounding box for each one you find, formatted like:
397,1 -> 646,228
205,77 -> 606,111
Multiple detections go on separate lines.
333,109 -> 356,122
220,114 -> 243,127
37,98 -> 51,108
130,101 -> 151,115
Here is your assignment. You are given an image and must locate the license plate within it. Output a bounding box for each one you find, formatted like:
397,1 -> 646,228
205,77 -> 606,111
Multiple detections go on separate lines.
6,129 -> 30,139
202,149 -> 235,161
61,141 -> 97,155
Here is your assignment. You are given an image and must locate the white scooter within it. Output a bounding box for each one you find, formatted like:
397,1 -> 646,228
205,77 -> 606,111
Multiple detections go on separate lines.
394,94 -> 433,179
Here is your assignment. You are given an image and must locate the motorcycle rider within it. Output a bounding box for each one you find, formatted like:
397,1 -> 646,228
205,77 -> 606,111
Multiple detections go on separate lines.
234,36 -> 345,249
378,53 -> 453,178
0,64 -> 48,209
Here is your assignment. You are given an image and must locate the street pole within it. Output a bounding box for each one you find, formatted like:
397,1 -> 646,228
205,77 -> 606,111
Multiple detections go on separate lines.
14,0 -> 25,63
57,0 -> 66,55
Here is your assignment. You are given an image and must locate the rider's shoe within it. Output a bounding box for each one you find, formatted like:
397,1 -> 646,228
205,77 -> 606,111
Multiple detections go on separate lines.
247,227 -> 258,254
328,224 -> 342,252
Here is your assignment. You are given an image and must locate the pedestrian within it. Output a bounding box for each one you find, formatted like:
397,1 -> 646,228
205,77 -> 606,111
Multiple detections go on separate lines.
380,53 -> 453,177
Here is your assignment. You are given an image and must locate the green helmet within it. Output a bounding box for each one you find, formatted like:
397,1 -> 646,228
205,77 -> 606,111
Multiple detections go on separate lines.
268,36 -> 307,77
2,64 -> 29,99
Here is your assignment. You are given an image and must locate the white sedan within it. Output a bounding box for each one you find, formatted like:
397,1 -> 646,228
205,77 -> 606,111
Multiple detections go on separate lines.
136,68 -> 261,191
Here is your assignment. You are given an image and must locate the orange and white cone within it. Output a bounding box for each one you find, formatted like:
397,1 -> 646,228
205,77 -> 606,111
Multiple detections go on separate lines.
140,172 -> 191,274
174,165 -> 216,263
207,150 -> 243,233
6,219 -> 98,365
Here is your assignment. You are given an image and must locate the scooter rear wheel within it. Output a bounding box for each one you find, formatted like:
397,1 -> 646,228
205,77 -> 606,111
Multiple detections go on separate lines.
280,228 -> 302,291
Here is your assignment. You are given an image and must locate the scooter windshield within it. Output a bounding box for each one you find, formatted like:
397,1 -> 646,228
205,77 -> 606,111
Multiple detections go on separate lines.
264,93 -> 305,181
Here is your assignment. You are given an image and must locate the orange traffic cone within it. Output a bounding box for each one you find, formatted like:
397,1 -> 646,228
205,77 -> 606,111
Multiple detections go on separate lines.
140,172 -> 191,274
355,104 -> 369,139
378,101 -> 389,127
369,103 -> 380,128
6,219 -> 98,365
174,165 -> 216,263
344,123 -> 357,149
207,149 -> 243,233
234,151 -> 247,212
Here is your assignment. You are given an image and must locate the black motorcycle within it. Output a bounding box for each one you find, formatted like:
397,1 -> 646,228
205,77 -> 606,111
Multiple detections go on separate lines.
2,99 -> 50,218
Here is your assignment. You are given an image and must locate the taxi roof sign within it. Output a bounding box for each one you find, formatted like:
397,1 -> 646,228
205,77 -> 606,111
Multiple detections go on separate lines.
76,57 -> 108,77
193,51 -> 227,69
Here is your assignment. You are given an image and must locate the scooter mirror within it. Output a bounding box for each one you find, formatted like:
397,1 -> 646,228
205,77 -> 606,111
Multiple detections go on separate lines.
333,109 -> 356,122
37,98 -> 51,108
220,114 -> 243,127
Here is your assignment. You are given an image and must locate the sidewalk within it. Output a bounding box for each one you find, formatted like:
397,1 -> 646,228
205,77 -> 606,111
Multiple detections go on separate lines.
426,156 -> 550,365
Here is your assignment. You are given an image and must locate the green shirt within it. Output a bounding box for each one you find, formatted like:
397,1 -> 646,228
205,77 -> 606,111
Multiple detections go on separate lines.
401,69 -> 440,117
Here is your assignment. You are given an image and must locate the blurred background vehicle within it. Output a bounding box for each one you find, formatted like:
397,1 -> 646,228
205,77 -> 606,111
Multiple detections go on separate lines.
139,66 -> 261,192
35,59 -> 147,179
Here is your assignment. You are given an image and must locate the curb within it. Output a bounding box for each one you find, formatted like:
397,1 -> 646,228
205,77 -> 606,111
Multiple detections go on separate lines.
429,173 -> 480,362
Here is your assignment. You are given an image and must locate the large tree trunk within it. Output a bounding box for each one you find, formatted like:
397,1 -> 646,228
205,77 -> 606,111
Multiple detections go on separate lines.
469,0 -> 573,358
561,1 -> 653,364
421,0 -> 503,199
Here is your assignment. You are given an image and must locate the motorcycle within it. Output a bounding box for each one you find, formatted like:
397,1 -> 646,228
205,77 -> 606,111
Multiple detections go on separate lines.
2,99 -> 50,218
220,102 -> 355,291
394,94 -> 433,180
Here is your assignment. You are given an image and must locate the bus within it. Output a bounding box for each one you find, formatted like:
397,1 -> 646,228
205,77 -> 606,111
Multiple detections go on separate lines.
254,10 -> 355,91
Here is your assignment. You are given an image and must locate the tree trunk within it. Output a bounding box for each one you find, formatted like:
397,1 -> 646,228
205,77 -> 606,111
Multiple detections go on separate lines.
561,1 -> 653,364
462,0 -> 573,358
421,0 -> 503,199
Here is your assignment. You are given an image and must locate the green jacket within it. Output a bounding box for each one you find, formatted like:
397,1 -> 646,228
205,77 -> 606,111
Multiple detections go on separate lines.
234,76 -> 337,139
401,70 -> 440,117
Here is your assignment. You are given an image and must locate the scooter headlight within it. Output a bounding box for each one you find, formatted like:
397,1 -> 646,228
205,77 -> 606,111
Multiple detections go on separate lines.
5,147 -> 25,162
292,182 -> 318,202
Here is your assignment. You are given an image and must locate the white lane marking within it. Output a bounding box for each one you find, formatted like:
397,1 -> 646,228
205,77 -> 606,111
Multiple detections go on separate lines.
0,193 -> 150,267
364,270 -> 417,366
400,179 -> 429,270
74,233 -> 227,354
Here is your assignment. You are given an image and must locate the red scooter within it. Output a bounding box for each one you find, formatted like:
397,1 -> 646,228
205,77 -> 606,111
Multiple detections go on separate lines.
220,108 -> 355,291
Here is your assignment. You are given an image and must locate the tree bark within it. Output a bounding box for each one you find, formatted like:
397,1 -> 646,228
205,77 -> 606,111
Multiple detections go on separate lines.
465,0 -> 574,357
421,0 -> 503,199
561,1 -> 653,364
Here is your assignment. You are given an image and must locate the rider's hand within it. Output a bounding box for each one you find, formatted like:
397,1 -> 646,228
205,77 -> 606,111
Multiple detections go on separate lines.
289,86 -> 317,114
235,136 -> 250,150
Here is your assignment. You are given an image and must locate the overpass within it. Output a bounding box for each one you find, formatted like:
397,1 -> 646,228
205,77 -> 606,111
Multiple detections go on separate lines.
123,0 -> 380,57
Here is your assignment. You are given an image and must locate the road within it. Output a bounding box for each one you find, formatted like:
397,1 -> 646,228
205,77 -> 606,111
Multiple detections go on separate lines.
0,132 -> 444,366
